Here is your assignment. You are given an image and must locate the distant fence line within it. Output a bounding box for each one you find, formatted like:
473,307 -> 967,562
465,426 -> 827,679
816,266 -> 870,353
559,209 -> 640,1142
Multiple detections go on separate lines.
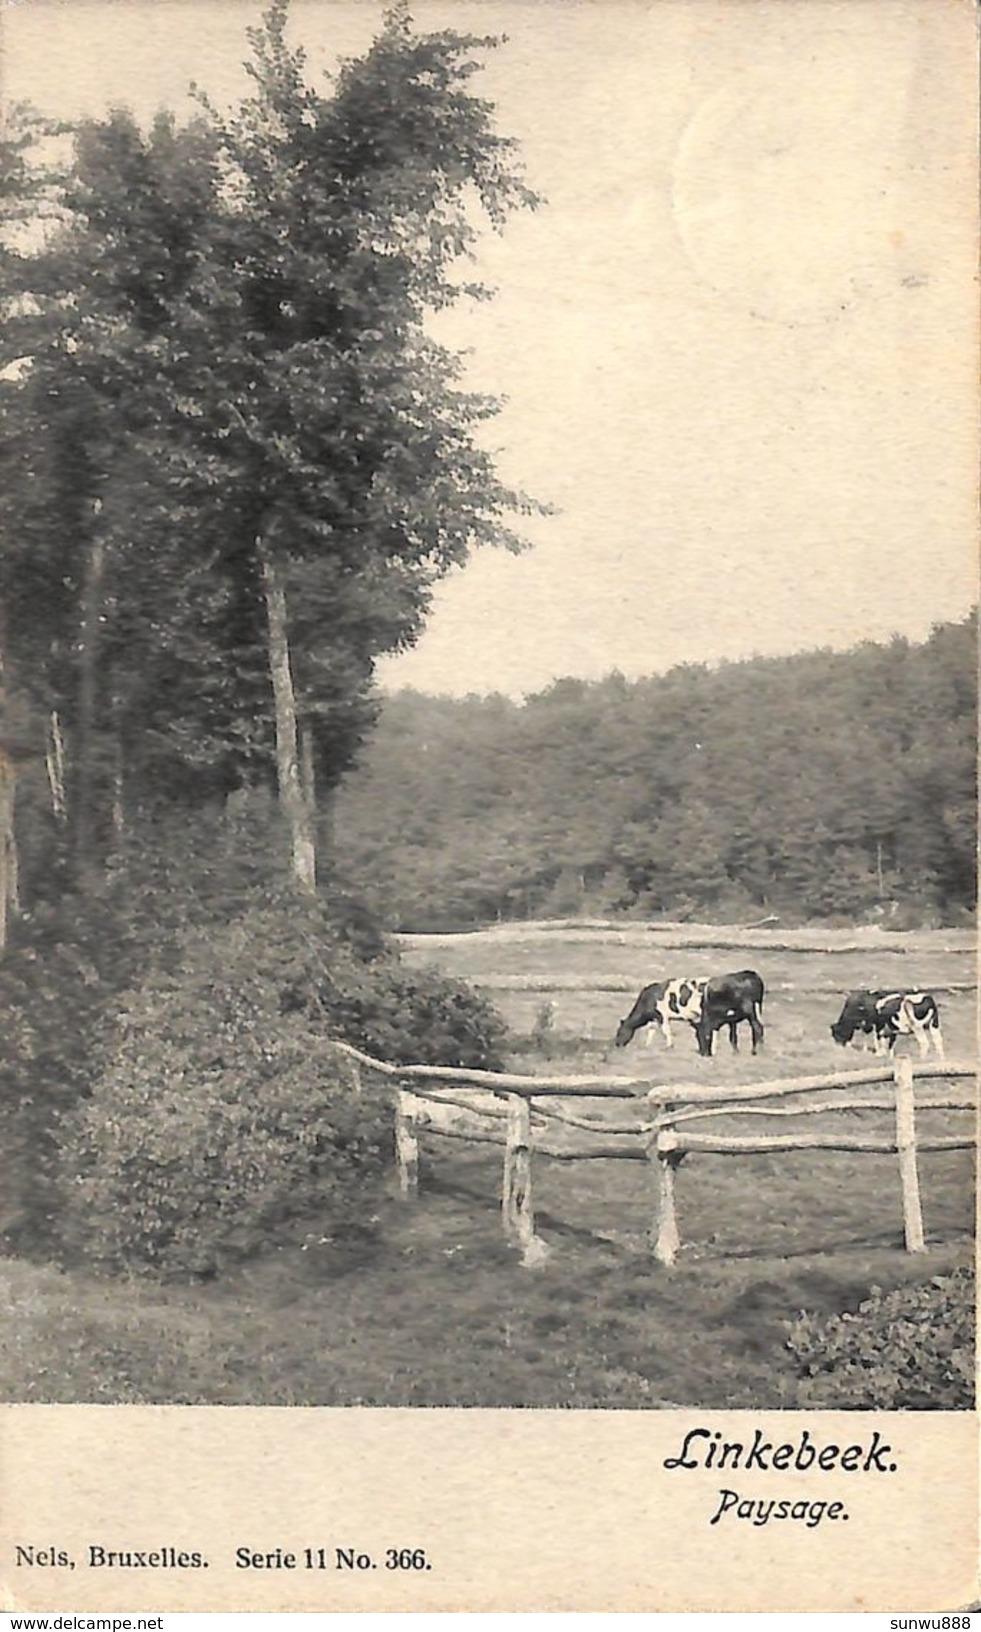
399,922 -> 976,957
463,976 -> 977,996
330,1041 -> 976,1269
407,917 -> 785,937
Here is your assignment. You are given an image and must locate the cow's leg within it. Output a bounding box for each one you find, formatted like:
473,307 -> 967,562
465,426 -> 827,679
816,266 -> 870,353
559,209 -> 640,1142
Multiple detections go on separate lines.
931,1024 -> 945,1059
727,1019 -> 739,1052
749,1010 -> 764,1054
915,1024 -> 930,1059
661,1015 -> 673,1048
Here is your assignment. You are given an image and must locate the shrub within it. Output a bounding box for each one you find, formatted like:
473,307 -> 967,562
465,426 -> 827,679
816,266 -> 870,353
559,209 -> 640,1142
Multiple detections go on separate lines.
57,893 -> 507,1277
785,1269 -> 975,1409
160,889 -> 507,1070
318,959 -> 506,1069
529,1001 -> 557,1059
61,969 -> 393,1279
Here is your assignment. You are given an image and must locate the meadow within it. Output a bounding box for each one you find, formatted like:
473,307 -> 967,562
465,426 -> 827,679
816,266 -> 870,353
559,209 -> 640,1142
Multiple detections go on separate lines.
398,920 -> 975,1260
1,922 -> 974,1409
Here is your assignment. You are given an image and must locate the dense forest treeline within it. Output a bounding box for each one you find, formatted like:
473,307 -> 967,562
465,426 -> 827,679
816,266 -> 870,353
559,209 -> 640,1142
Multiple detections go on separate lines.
333,617 -> 977,930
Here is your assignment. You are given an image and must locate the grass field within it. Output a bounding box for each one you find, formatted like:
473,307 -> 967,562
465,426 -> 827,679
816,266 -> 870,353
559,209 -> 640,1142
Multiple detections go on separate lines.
1,923 -> 975,1409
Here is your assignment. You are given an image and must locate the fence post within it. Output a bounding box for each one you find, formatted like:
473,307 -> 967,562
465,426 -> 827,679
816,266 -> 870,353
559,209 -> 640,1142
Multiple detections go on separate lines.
649,1116 -> 683,1267
395,1086 -> 419,1198
894,1056 -> 925,1252
502,1093 -> 548,1266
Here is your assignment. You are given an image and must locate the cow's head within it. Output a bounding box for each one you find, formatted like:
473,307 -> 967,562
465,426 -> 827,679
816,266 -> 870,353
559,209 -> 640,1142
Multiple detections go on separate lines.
694,1021 -> 714,1057
614,1018 -> 635,1049
831,992 -> 871,1046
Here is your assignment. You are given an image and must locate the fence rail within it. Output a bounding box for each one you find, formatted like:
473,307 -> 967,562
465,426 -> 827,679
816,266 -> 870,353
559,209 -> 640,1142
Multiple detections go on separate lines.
400,923 -> 976,956
468,976 -> 977,995
330,1040 -> 976,1267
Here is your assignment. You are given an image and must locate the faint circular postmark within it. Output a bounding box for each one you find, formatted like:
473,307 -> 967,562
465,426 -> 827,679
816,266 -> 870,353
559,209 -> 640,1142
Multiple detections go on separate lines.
670,66 -> 902,327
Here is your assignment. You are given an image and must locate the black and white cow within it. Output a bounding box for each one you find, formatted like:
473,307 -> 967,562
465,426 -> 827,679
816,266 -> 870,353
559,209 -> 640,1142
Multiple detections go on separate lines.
831,990 -> 944,1058
694,969 -> 765,1058
615,969 -> 764,1055
615,977 -> 709,1050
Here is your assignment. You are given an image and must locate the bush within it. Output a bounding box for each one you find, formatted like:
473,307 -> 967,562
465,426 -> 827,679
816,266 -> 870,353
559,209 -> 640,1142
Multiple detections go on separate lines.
529,1001 -> 557,1059
785,1269 -> 975,1409
57,893 -> 507,1278
61,969 -> 393,1278
317,958 -> 506,1069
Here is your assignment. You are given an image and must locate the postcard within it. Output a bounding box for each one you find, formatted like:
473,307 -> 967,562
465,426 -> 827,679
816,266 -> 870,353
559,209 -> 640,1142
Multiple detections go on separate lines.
0,0 -> 976,1613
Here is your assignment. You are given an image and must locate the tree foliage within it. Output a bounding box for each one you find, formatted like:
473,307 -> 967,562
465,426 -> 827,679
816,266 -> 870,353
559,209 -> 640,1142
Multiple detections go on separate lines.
0,1 -> 540,890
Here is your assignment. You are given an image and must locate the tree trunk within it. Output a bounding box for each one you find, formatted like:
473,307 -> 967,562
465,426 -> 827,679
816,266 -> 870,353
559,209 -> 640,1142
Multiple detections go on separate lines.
45,710 -> 68,823
73,528 -> 105,884
300,719 -> 318,853
109,692 -> 127,846
259,540 -> 317,891
0,751 -> 14,951
6,789 -> 19,920
111,759 -> 125,840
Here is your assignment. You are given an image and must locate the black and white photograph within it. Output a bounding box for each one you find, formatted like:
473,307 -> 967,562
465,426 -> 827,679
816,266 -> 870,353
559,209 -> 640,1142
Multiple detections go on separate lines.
0,0 -> 977,1612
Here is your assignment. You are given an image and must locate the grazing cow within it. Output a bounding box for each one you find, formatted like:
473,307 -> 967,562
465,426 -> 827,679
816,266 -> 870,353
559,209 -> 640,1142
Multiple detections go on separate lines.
615,971 -> 759,1054
831,990 -> 944,1059
694,969 -> 766,1058
615,977 -> 709,1050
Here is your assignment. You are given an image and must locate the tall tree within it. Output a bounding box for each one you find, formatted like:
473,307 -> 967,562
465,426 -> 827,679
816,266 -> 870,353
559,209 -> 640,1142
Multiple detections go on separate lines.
160,0 -> 541,886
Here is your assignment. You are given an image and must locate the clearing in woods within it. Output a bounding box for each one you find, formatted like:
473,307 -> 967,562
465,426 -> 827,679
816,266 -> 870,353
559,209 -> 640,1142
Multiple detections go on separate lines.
1,921 -> 974,1408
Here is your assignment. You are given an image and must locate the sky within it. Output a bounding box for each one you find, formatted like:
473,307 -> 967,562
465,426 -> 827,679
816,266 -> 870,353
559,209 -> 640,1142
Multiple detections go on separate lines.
4,0 -> 978,698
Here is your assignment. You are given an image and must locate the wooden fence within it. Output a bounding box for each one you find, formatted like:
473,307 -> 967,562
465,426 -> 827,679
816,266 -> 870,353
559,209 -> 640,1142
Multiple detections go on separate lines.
330,1041 -> 976,1268
398,920 -> 976,956
464,975 -> 977,995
